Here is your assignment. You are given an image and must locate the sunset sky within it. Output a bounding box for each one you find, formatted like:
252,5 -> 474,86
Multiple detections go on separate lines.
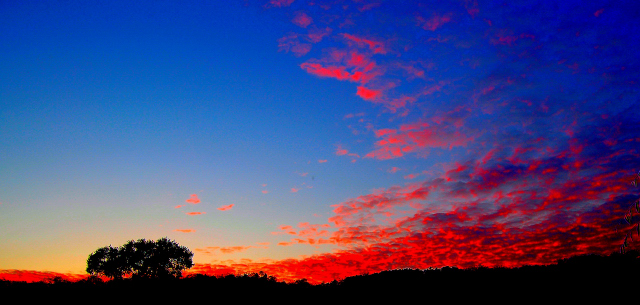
1,0 -> 639,284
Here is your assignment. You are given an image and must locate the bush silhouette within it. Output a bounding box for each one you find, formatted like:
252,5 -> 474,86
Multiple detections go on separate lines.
86,237 -> 193,280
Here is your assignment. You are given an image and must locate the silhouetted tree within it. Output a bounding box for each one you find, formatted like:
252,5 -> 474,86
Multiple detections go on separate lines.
86,237 -> 193,280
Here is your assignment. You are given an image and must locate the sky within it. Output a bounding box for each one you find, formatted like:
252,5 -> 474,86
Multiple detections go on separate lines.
1,0 -> 639,284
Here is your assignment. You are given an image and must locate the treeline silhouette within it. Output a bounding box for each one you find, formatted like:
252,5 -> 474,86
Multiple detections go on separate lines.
2,250 -> 639,302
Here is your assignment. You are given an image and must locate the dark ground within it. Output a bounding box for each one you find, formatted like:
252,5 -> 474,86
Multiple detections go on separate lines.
3,250 -> 638,303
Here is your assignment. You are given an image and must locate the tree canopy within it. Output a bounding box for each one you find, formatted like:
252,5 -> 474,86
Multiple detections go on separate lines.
86,237 -> 194,280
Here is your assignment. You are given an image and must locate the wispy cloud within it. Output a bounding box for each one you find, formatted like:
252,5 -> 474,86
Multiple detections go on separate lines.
264,0 -> 294,8
292,12 -> 312,28
174,229 -> 195,233
186,194 -> 200,204
217,204 -> 234,211
186,212 -> 206,216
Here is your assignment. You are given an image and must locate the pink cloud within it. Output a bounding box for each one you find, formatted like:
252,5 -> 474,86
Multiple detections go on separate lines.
272,225 -> 297,235
265,0 -> 294,8
299,51 -> 378,85
343,33 -> 386,54
292,12 -> 312,28
594,8 -> 604,17
417,13 -> 452,31
335,145 -> 348,156
217,204 -> 234,211
358,2 -> 381,12
291,187 -> 299,193
174,205 -> 185,209
278,33 -> 312,57
388,167 -> 401,174
261,190 -> 269,194
174,229 -> 195,233
300,63 -> 352,81
186,212 -> 206,216
307,27 -> 332,43
195,245 -> 261,255
344,112 -> 365,119
318,159 -> 327,163
186,194 -> 200,204
365,121 -> 473,160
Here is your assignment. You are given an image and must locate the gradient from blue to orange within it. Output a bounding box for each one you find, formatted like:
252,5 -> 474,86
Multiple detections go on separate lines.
1,0 -> 639,283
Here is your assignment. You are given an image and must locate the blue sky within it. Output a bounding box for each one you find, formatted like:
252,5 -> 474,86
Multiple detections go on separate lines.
1,0 -> 639,283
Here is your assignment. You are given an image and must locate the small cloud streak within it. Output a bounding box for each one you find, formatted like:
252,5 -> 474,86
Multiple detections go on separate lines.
186,194 -> 200,204
196,246 -> 253,255
174,229 -> 195,233
265,0 -> 294,8
186,212 -> 206,216
217,204 -> 234,211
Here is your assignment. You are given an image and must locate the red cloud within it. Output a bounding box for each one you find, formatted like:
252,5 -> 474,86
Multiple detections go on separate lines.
343,33 -> 386,54
195,246 -> 254,255
356,86 -> 381,100
186,194 -> 200,204
300,63 -> 352,81
365,121 -> 473,160
217,204 -> 234,211
186,212 -> 206,216
272,225 -> 297,235
186,146 -> 634,284
292,12 -> 312,28
0,270 -> 87,283
299,51 -> 378,85
174,205 -> 185,209
179,0 -> 640,285
174,229 -> 195,233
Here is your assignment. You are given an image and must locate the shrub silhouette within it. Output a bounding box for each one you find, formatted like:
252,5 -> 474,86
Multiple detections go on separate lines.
86,237 -> 193,280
